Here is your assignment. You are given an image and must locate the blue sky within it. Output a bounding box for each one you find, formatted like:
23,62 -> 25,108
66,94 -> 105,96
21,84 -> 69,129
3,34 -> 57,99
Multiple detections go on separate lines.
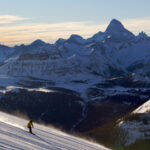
0,0 -> 150,45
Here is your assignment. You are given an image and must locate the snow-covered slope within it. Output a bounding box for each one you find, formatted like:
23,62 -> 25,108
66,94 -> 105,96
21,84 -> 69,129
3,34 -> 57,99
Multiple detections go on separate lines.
0,111 -> 110,150
118,99 -> 150,146
133,99 -> 150,114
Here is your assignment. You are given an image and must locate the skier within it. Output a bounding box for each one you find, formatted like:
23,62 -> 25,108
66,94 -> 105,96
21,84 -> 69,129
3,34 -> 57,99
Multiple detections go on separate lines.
27,120 -> 34,134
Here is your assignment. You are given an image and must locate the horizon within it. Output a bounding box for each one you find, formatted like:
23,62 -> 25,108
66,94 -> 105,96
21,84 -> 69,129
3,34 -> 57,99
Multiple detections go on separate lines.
1,20 -> 149,48
0,0 -> 150,46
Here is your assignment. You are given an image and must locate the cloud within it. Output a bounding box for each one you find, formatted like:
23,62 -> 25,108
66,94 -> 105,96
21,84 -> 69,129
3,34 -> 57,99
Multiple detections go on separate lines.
0,22 -> 105,45
0,17 -> 149,46
122,18 -> 150,35
0,15 -> 29,24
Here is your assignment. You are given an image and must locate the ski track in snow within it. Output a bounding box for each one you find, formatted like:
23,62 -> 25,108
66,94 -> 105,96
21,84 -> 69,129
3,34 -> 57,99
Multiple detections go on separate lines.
0,112 -> 110,150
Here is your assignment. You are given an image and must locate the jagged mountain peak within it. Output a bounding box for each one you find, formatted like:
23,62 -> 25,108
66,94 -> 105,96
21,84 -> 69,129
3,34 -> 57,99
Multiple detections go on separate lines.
30,39 -> 46,47
87,19 -> 135,43
104,19 -> 135,42
67,34 -> 86,44
55,38 -> 67,45
137,31 -> 149,39
105,19 -> 125,32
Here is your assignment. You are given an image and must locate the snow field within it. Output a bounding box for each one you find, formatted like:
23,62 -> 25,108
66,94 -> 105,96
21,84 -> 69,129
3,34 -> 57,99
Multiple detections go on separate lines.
0,112 -> 110,150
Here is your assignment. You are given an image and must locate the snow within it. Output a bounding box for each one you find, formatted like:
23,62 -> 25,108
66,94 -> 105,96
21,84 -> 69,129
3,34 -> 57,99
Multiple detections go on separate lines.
133,99 -> 150,114
119,119 -> 150,146
0,112 -> 110,150
0,86 -> 55,95
118,99 -> 150,146
0,19 -> 149,148
0,18 -> 149,102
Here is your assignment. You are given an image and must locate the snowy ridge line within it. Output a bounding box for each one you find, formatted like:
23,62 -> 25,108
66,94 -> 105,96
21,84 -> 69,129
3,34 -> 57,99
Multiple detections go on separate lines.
0,86 -> 54,94
0,111 -> 111,150
133,99 -> 150,114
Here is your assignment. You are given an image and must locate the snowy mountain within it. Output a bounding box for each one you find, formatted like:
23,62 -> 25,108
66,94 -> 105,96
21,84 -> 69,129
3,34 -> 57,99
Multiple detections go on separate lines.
0,111 -> 110,150
87,19 -> 135,43
0,18 -> 150,149
104,19 -> 135,42
0,19 -> 149,83
0,19 -> 149,103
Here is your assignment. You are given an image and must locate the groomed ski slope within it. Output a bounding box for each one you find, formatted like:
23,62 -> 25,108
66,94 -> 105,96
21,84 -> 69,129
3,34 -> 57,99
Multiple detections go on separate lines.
0,112 -> 110,150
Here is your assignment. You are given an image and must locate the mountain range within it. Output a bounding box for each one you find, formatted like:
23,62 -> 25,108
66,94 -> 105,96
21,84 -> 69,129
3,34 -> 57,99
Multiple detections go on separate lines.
0,19 -> 150,81
0,18 -> 150,149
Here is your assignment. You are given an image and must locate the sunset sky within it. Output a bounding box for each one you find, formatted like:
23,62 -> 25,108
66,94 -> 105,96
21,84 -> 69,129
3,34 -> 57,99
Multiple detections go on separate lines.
0,0 -> 150,45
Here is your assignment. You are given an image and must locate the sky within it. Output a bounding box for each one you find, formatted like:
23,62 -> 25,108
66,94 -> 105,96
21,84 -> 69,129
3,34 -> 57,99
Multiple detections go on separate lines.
0,0 -> 150,45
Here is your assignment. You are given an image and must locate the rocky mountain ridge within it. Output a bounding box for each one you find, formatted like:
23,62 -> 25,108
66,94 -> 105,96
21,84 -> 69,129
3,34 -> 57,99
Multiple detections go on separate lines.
0,19 -> 150,149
